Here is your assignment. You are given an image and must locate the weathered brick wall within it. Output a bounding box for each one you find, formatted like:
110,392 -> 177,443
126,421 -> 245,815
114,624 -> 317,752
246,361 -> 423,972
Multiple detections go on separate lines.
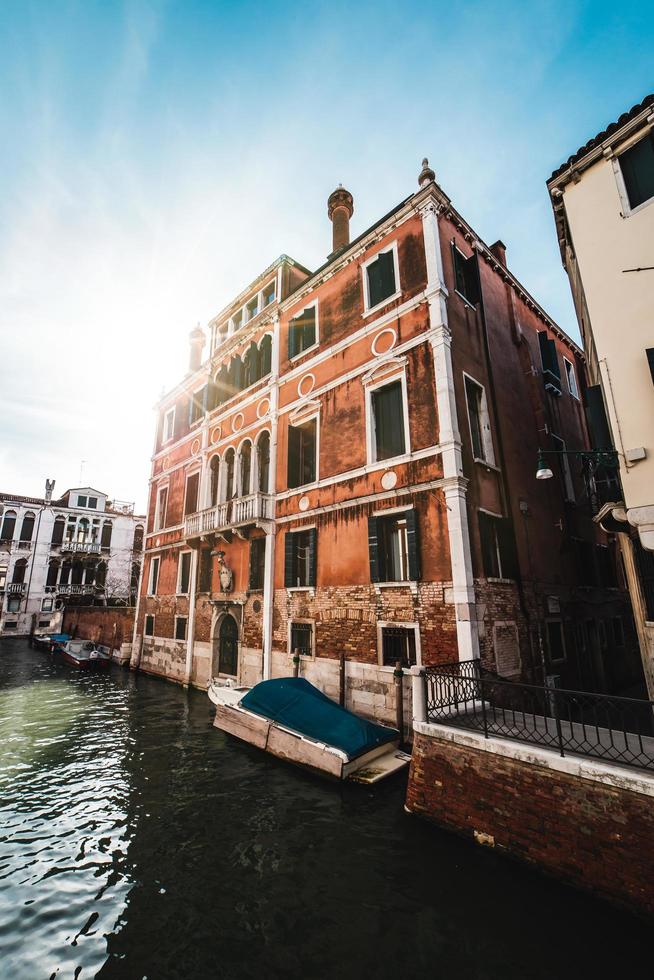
406,729 -> 654,917
62,606 -> 135,648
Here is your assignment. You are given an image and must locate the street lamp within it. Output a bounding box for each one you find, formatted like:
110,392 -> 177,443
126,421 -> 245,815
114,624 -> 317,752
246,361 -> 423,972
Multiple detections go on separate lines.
535,448 -> 619,481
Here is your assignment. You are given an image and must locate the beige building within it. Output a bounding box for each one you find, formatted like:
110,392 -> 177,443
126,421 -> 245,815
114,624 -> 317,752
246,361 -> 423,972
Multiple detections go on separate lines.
548,93 -> 654,695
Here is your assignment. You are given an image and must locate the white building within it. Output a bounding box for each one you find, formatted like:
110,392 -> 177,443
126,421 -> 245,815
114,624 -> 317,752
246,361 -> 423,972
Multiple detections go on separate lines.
0,481 -> 145,637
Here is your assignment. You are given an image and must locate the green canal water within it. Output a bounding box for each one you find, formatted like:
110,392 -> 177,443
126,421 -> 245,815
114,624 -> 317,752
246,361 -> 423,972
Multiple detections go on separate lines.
0,637 -> 649,979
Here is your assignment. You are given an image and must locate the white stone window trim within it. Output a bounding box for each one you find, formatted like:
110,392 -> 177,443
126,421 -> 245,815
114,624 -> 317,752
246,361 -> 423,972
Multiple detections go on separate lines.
176,549 -> 193,595
376,619 -> 422,669
162,406 -> 176,443
147,556 -> 160,596
364,368 -> 411,466
184,467 -> 202,515
610,125 -> 654,218
288,299 -> 320,362
174,614 -> 188,641
287,410 -> 320,489
361,240 -> 402,318
463,371 -> 496,467
287,617 -> 316,660
374,581 -> 418,594
154,482 -> 169,532
563,357 -> 580,401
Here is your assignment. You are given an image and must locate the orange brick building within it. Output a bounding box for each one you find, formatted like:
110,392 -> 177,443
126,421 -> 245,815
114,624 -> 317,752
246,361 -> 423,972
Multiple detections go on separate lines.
131,161 -> 642,724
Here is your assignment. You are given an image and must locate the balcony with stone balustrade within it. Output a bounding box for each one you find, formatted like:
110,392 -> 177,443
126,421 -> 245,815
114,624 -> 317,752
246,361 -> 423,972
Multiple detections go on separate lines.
184,492 -> 274,541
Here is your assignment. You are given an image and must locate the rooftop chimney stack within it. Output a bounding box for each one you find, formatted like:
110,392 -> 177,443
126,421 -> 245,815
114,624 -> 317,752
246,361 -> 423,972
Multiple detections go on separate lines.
327,185 -> 354,257
418,157 -> 436,188
45,479 -> 55,503
489,240 -> 507,267
188,323 -> 205,372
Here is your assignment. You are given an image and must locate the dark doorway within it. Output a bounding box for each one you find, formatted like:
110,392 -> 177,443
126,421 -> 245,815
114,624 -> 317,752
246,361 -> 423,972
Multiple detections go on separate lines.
218,615 -> 238,676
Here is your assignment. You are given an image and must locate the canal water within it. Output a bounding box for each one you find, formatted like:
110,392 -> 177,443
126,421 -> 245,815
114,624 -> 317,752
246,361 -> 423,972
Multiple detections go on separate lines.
0,638 -> 648,979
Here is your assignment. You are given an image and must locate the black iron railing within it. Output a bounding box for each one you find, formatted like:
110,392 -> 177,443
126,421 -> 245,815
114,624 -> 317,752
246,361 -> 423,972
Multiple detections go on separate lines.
424,660 -> 654,772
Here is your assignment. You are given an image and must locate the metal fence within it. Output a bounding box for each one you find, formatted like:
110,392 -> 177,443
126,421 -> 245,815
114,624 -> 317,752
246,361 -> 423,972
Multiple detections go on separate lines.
425,660 -> 654,772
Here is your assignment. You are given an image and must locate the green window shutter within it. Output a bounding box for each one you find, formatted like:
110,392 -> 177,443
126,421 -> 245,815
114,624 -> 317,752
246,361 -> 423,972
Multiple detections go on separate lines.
368,516 -> 380,582
287,424 -> 300,488
406,509 -> 421,581
372,381 -> 405,460
308,528 -> 317,587
368,250 -> 395,308
284,532 -> 295,587
260,335 -> 272,376
585,385 -> 613,450
288,322 -> 297,359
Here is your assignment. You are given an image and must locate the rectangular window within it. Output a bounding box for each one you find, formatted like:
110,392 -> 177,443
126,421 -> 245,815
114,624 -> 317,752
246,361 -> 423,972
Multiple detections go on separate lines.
184,473 -> 199,516
144,614 -> 154,637
618,132 -> 654,210
538,331 -> 562,395
464,375 -> 494,463
163,407 -> 175,442
7,597 -> 20,612
478,512 -> 518,580
546,620 -> 566,664
177,551 -> 192,594
381,626 -> 417,668
246,297 -> 259,321
290,621 -> 313,657
39,619 -> 51,628
369,510 -> 420,582
88,497 -> 98,509
563,358 -> 579,400
249,537 -> 266,590
284,529 -> 317,588
263,280 -> 276,306
4,620 -> 17,629
77,495 -> 87,508
365,247 -> 397,310
551,435 -> 575,503
198,549 -> 212,593
41,597 -> 54,612
232,310 -> 243,332
287,418 -> 317,488
371,380 -> 406,461
288,304 -> 317,358
189,388 -> 205,426
175,616 -> 188,641
148,556 -> 160,596
156,487 -> 168,531
452,245 -> 480,305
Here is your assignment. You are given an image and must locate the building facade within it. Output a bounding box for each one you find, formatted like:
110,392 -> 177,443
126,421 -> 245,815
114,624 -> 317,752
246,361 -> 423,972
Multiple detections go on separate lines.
0,482 -> 144,647
548,93 -> 654,696
132,161 -> 642,726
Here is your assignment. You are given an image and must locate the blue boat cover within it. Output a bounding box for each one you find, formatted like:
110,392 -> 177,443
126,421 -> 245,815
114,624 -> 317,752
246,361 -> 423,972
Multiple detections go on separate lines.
240,677 -> 398,760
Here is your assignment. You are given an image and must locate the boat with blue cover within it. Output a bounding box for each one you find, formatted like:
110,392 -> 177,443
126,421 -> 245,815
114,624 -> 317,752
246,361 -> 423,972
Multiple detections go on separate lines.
209,677 -> 411,783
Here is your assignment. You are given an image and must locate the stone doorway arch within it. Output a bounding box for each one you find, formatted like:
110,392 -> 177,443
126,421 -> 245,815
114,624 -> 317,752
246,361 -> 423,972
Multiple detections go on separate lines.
214,613 -> 239,677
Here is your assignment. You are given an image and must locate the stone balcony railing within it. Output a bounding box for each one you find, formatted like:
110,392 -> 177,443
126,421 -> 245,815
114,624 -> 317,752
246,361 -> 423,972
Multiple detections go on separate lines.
57,584 -> 98,596
184,492 -> 274,539
60,541 -> 102,555
7,583 -> 26,595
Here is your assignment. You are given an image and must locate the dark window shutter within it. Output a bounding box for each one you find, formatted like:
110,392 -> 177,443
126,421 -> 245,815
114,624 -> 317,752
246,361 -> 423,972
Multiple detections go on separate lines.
308,528 -> 317,587
101,523 -> 113,549
260,335 -> 272,376
478,512 -> 499,577
51,519 -> 64,545
368,250 -> 396,308
288,322 -> 297,359
368,516 -> 380,582
463,253 -> 480,304
284,532 -> 295,587
497,519 -> 519,580
585,384 -> 613,449
538,332 -> 561,383
619,133 -> 654,209
406,509 -> 421,581
372,381 -> 405,460
20,515 -> 35,542
287,424 -> 300,488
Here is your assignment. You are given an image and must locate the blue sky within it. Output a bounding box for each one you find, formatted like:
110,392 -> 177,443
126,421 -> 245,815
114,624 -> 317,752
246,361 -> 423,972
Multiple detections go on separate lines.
0,0 -> 652,510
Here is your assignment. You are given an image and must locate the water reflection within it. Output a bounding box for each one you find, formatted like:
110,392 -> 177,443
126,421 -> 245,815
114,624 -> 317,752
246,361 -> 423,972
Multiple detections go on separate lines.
0,638 -> 649,980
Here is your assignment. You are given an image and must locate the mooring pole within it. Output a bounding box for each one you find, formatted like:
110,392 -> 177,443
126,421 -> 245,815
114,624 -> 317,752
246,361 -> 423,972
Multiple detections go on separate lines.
339,652 -> 346,706
394,660 -> 405,746
292,647 -> 300,678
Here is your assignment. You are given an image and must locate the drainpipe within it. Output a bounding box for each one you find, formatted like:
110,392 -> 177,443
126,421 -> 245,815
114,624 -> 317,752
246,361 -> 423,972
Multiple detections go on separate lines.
184,547 -> 199,686
261,313 -> 280,680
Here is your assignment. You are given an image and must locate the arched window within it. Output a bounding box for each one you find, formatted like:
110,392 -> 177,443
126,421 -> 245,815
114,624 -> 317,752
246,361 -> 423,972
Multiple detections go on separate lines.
227,355 -> 243,398
46,559 -> 60,588
77,518 -> 90,543
239,441 -> 252,497
257,431 -> 270,493
60,560 -> 72,585
84,561 -> 96,585
223,448 -> 235,502
215,364 -> 229,407
210,455 -> 220,506
96,561 -> 107,588
71,561 -> 84,585
51,516 -> 65,545
133,525 -> 144,552
101,521 -> 113,550
259,334 -> 272,377
12,558 -> 28,584
1,510 -> 16,542
20,512 -> 35,542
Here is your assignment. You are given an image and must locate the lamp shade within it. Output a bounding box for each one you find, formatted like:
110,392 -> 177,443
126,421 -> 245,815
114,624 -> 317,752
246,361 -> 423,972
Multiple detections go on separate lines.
536,452 -> 554,481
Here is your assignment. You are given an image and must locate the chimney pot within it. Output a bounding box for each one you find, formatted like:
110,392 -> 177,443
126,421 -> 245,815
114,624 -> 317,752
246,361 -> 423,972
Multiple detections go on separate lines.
327,185 -> 354,256
489,240 -> 507,267
188,323 -> 205,372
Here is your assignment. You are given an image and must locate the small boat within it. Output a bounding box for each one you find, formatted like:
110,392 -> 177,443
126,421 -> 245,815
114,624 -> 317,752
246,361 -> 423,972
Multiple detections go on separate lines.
58,640 -> 112,670
31,632 -> 70,653
210,676 -> 411,783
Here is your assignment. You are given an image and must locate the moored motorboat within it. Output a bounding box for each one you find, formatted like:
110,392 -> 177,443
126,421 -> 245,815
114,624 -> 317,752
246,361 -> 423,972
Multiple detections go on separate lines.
210,676 -> 411,783
31,632 -> 70,653
58,640 -> 112,670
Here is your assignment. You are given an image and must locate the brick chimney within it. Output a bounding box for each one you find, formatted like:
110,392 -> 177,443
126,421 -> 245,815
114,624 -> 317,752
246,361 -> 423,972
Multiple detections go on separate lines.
188,324 -> 205,372
489,240 -> 507,266
327,185 -> 354,257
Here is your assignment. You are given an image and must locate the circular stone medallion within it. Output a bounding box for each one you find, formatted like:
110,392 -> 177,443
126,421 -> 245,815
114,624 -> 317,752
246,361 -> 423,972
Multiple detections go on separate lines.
371,328 -> 397,357
297,374 -> 315,398
191,438 -> 201,456
210,426 -> 221,444
232,412 -> 244,433
298,496 -> 310,512
381,470 -> 397,490
256,398 -> 270,419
